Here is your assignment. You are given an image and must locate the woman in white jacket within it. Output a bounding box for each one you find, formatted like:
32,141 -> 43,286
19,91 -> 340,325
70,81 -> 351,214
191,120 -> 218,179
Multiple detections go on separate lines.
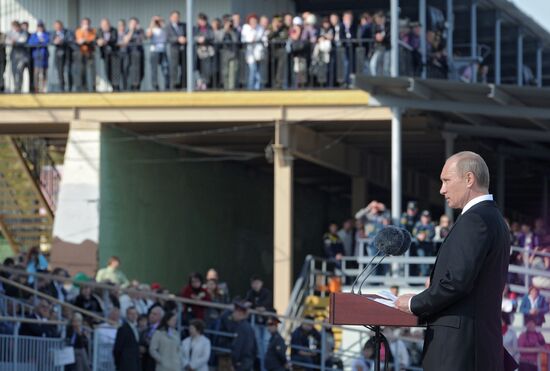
240,14 -> 265,90
181,319 -> 211,371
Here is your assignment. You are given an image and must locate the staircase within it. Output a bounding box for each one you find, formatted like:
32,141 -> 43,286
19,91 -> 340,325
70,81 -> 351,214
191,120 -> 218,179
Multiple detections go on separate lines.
0,136 -> 60,254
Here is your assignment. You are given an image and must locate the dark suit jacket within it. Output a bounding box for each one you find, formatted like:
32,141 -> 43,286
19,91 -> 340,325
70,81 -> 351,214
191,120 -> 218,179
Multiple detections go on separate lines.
19,313 -> 59,338
165,22 -> 186,50
410,200 -> 510,371
113,321 -> 140,371
97,27 -> 118,58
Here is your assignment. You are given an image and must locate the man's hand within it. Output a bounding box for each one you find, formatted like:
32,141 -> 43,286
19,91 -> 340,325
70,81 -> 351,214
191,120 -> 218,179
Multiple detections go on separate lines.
395,294 -> 415,314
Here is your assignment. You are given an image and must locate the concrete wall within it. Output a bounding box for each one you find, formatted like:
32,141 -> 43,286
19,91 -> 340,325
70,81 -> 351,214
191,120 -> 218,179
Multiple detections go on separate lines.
99,126 -> 348,297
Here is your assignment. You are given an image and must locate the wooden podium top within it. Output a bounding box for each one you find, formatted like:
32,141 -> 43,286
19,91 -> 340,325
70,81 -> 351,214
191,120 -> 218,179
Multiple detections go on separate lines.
329,292 -> 424,327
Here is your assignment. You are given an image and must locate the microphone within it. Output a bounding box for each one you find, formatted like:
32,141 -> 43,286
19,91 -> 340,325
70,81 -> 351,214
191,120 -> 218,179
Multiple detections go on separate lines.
351,226 -> 412,294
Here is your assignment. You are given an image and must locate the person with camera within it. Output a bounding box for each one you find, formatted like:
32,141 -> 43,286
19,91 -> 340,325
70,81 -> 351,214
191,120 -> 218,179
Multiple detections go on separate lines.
147,16 -> 169,91
97,18 -> 118,91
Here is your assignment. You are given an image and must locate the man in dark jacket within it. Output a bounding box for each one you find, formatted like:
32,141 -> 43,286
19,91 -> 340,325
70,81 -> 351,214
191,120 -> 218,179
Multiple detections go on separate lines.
139,304 -> 164,371
231,301 -> 256,371
264,316 -> 287,371
396,151 -> 513,371
290,317 -> 320,370
97,18 -> 119,90
113,306 -> 141,371
0,31 -> 6,92
20,299 -> 59,338
165,10 -> 187,89
51,20 -> 73,92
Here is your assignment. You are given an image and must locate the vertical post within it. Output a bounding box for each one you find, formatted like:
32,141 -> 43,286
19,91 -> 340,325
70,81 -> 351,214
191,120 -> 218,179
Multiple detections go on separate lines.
390,0 -> 400,77
446,0 -> 454,70
391,107 -> 402,226
497,155 -> 506,213
494,13 -> 501,85
543,175 -> 549,223
176,301 -> 183,333
517,28 -> 524,86
320,325 -> 327,371
443,132 -> 457,222
536,42 -> 543,88
273,119 -> 293,314
186,0 -> 194,92
419,0 -> 427,79
470,0 -> 478,83
351,177 -> 368,218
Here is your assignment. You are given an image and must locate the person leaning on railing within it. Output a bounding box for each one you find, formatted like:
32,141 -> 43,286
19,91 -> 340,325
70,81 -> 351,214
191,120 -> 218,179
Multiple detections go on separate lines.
20,298 -> 59,338
51,20 -> 74,92
97,18 -> 119,91
0,31 -> 6,92
146,16 -> 169,91
74,17 -> 97,92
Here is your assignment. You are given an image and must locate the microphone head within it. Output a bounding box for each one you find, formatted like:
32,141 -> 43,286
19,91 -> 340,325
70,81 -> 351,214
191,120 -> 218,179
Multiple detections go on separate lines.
374,226 -> 405,256
398,227 -> 412,255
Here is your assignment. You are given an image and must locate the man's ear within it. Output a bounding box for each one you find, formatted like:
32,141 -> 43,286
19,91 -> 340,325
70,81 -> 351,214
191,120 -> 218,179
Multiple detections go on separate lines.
465,172 -> 475,188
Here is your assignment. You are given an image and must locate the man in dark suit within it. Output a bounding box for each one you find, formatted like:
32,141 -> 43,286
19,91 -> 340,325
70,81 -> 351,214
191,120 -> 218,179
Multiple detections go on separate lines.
396,151 -> 511,371
20,299 -> 59,338
51,20 -> 74,92
165,10 -> 187,90
113,306 -> 141,371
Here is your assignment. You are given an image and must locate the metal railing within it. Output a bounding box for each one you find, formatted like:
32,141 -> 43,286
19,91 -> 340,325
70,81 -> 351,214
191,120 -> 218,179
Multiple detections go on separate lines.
14,137 -> 61,212
0,37 -> 464,94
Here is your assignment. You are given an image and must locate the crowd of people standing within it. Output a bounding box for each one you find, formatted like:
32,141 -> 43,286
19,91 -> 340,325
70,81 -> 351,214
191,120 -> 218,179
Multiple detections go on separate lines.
0,8 -> 452,94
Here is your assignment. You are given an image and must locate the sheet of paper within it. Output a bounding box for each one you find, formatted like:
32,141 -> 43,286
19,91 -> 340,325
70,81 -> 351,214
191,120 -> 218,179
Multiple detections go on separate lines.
371,290 -> 398,307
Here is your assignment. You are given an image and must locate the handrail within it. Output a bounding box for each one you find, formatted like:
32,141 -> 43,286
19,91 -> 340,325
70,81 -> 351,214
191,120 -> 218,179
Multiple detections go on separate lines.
0,316 -> 66,325
0,275 -> 114,326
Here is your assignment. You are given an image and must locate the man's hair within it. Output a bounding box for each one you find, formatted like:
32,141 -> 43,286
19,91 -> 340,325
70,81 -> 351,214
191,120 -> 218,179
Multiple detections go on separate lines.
107,256 -> 120,265
170,10 -> 180,17
126,306 -> 137,315
450,151 -> 490,189
190,319 -> 205,334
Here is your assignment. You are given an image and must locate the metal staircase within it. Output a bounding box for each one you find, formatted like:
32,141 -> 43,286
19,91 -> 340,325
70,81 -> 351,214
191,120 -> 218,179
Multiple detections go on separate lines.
0,136 -> 60,254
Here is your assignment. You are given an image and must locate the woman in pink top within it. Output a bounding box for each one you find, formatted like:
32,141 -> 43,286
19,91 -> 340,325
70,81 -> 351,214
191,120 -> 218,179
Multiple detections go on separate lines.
518,318 -> 546,371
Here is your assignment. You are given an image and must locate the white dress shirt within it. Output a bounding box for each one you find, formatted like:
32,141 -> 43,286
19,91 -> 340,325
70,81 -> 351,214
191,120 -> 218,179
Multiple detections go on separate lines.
461,194 -> 494,214
407,194 -> 494,312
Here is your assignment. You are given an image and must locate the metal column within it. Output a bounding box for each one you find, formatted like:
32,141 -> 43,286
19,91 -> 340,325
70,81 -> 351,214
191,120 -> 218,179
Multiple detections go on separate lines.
419,0 -> 427,79
536,42 -> 543,87
497,155 -> 505,212
446,0 -> 454,70
517,28 -> 524,86
390,0 -> 400,77
495,14 -> 501,85
186,0 -> 194,92
273,120 -> 294,314
391,107 -> 402,225
470,0 -> 478,82
443,132 -> 457,221
543,176 -> 549,223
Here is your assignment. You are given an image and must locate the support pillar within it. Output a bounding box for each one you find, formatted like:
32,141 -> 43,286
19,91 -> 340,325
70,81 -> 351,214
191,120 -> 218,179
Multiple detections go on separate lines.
419,0 -> 427,79
50,120 -> 100,276
470,0 -> 478,82
443,132 -> 457,221
273,120 -> 293,313
497,154 -> 506,213
495,13 -> 501,85
391,108 -> 402,225
390,0 -> 399,78
517,28 -> 524,86
186,0 -> 194,92
536,42 -> 543,88
446,0 -> 454,70
543,176 -> 549,224
352,177 -> 369,216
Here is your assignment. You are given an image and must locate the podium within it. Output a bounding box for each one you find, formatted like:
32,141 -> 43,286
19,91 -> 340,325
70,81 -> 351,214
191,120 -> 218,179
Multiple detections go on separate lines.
329,292 -> 423,371
329,292 -> 422,327
329,292 -> 519,371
